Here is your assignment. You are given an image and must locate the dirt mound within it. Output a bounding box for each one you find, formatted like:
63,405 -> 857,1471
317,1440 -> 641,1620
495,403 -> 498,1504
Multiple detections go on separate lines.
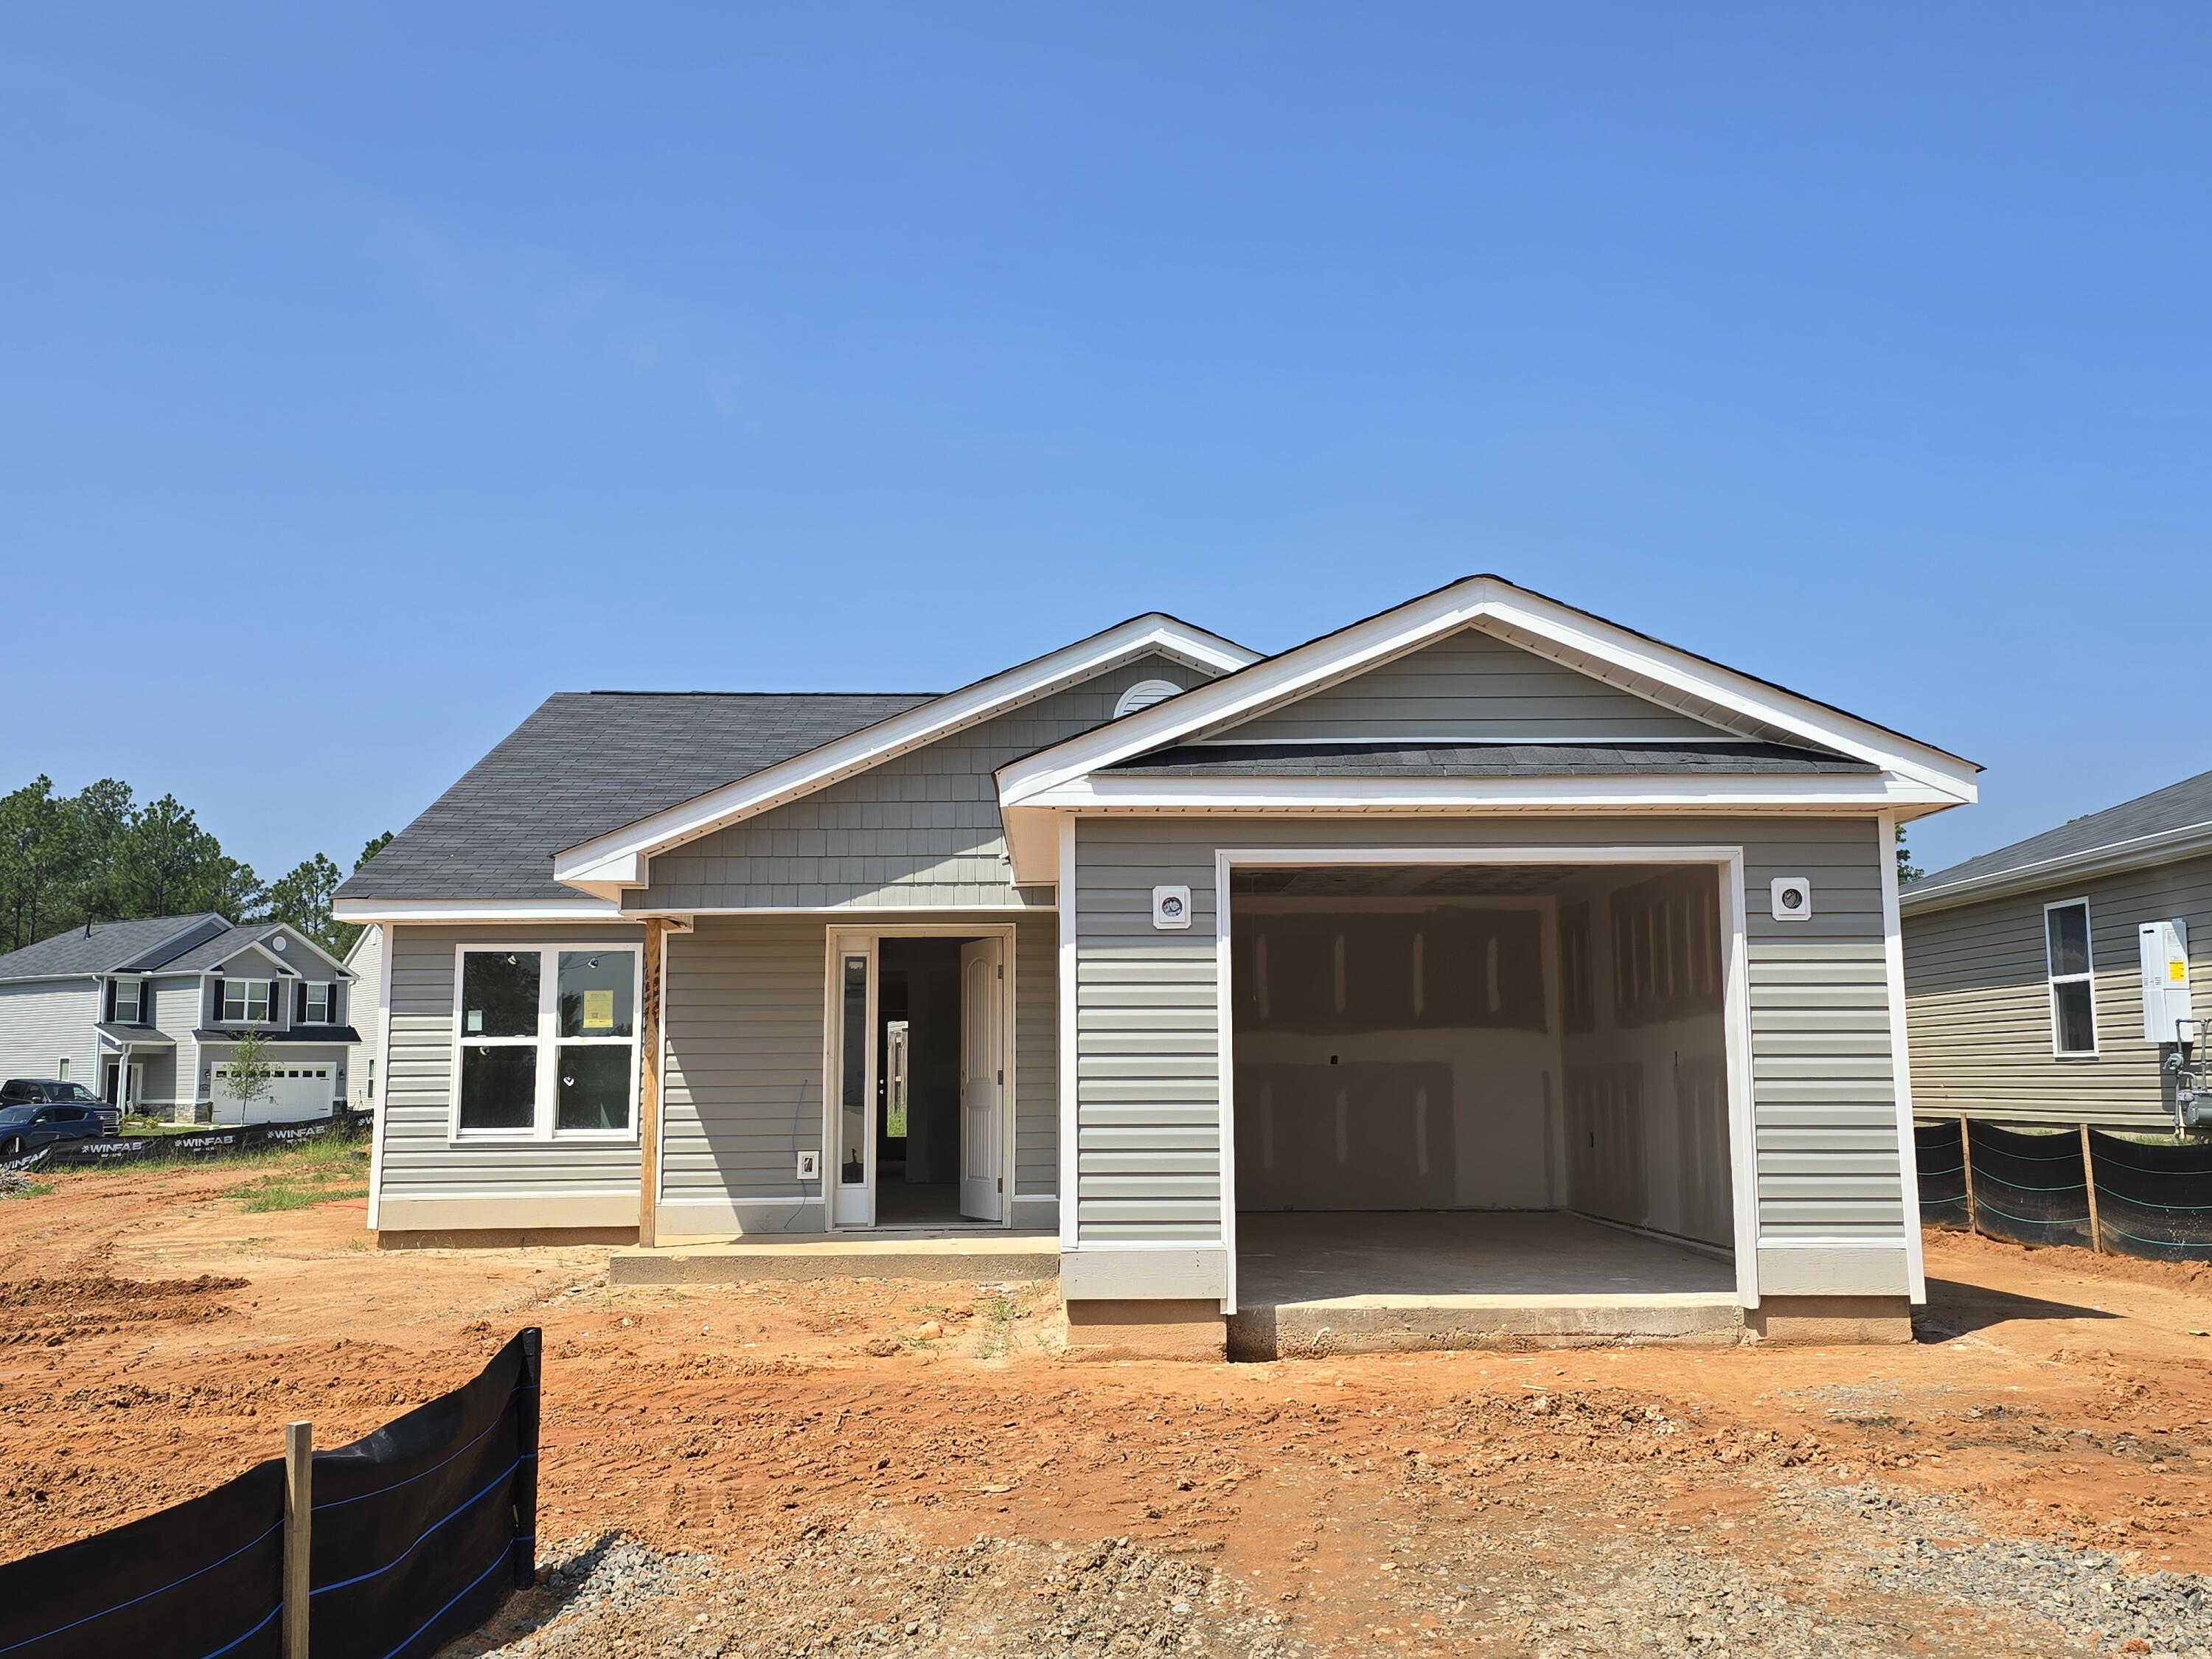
0,1273 -> 245,1347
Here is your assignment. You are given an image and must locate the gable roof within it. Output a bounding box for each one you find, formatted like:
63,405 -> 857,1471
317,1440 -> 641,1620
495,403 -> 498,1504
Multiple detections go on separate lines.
1902,765 -> 2212,914
335,690 -> 935,908
0,914 -> 229,985
156,922 -> 354,979
998,574 -> 1979,807
542,613 -> 1258,902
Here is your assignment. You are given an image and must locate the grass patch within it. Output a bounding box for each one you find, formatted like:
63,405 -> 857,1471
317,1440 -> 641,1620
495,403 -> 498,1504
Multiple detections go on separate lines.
235,1147 -> 370,1212
1,1179 -> 55,1200
971,1288 -> 1025,1359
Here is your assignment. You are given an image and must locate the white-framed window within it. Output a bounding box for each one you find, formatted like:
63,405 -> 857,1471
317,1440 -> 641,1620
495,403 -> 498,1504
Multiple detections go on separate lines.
221,979 -> 273,1023
2044,897 -> 2098,1057
303,983 -> 332,1023
111,978 -> 142,1023
451,945 -> 639,1140
56,1058 -> 69,1082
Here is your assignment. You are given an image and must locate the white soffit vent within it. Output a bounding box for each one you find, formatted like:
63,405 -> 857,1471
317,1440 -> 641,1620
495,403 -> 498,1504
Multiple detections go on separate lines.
1114,678 -> 1183,719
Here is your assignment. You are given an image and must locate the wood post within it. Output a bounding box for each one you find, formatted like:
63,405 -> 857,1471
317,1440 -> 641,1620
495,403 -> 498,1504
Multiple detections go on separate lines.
2081,1121 -> 2104,1253
1958,1114 -> 1977,1237
638,919 -> 665,1248
284,1419 -> 312,1659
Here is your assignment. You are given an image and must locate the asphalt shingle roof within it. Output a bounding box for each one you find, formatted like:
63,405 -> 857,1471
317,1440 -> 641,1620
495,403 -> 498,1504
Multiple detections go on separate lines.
0,914 -> 228,984
155,925 -> 302,974
336,691 -> 939,902
1916,766 -> 2212,893
1105,740 -> 1877,779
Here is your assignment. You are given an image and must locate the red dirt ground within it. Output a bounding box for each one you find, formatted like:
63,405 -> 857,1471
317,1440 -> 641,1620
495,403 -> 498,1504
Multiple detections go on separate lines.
5,1158 -> 2211,1650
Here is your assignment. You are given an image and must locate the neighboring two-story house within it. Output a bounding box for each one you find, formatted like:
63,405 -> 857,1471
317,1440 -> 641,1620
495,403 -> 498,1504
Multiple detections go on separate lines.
0,914 -> 360,1121
333,574 -> 1980,1354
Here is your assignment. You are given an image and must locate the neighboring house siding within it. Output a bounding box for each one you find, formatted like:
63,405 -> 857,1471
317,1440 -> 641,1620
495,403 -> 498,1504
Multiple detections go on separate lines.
376,922 -> 647,1231
0,981 -> 95,1089
1217,627 -> 1728,744
657,911 -> 1058,1237
1902,851 -> 2212,1128
347,928 -> 384,1109
151,976 -> 203,1111
633,655 -> 1211,912
1070,814 -> 1902,1258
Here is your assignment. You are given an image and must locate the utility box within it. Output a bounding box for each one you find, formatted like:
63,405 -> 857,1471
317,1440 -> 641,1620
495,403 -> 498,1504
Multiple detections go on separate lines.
2140,919 -> 2194,1043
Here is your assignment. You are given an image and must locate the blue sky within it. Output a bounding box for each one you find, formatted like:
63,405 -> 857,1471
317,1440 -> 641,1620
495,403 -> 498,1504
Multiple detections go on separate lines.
1,7 -> 2204,882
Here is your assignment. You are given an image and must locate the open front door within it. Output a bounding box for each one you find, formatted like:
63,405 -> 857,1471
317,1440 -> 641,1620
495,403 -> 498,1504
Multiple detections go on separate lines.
959,937 -> 1005,1222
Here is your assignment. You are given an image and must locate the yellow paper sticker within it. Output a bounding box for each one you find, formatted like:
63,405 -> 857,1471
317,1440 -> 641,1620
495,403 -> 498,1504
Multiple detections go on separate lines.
2175,961 -> 2191,983
582,989 -> 616,1030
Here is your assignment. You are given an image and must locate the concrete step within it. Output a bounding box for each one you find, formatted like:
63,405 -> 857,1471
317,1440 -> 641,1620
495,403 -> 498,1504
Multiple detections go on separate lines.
610,1231 -> 1061,1286
1228,1292 -> 1745,1358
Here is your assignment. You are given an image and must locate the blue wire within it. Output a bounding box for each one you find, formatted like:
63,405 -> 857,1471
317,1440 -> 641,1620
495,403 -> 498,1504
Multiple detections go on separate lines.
198,1602 -> 282,1659
313,1386 -> 519,1514
311,1459 -> 519,1597
374,1543 -> 515,1659
0,1519 -> 282,1656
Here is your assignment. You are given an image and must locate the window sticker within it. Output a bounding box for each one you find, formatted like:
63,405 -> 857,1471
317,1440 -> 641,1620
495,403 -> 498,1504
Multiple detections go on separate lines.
467,1009 -> 484,1034
582,990 -> 616,1031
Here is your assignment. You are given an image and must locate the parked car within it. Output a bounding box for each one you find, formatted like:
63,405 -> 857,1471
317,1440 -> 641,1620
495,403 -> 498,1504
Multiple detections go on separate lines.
0,1101 -> 106,1158
0,1079 -> 118,1135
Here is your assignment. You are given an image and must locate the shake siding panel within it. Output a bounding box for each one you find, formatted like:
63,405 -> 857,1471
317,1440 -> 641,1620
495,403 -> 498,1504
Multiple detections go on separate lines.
1221,627 -> 1730,743
1072,815 -> 1904,1252
630,655 -> 1209,913
1902,850 -> 2212,1127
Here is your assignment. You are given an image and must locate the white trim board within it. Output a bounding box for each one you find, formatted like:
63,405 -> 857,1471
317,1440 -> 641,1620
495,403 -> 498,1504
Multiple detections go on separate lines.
998,576 -> 1980,822
551,615 -> 1258,900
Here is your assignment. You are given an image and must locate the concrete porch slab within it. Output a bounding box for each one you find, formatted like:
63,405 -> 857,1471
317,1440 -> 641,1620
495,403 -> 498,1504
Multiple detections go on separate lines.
1228,1211 -> 1745,1357
610,1230 -> 1061,1286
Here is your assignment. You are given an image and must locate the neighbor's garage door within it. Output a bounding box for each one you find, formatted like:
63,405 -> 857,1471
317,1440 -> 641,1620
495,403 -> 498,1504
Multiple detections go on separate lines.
212,1062 -> 336,1124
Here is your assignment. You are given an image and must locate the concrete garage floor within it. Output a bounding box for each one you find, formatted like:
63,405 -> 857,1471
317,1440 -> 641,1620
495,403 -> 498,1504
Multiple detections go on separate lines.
1230,1211 -> 1742,1357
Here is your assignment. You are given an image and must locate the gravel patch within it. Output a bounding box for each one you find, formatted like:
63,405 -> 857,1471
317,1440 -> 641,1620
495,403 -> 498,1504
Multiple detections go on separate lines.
446,1529 -> 1308,1658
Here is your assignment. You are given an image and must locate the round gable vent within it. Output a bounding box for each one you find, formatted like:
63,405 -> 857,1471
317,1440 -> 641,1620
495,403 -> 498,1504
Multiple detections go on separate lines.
1113,678 -> 1183,719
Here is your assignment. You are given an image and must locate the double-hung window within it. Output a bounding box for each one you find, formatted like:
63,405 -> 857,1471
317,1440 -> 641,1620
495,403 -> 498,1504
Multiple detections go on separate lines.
221,979 -> 272,1023
303,983 -> 332,1023
2045,899 -> 2098,1057
455,946 -> 639,1138
111,978 -> 142,1023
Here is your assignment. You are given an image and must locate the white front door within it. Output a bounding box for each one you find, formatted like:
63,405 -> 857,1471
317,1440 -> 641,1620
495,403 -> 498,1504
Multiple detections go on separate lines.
959,938 -> 1004,1222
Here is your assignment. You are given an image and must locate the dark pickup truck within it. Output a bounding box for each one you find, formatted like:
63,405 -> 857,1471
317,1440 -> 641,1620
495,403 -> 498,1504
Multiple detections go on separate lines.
0,1100 -> 108,1158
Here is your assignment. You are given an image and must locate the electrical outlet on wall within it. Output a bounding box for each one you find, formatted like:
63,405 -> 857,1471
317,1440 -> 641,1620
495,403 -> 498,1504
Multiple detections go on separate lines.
796,1150 -> 821,1181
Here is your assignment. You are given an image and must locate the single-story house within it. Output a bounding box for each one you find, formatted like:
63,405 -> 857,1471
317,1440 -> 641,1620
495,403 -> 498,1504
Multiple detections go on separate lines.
1900,767 -> 2208,1130
332,574 -> 1980,1352
0,914 -> 361,1121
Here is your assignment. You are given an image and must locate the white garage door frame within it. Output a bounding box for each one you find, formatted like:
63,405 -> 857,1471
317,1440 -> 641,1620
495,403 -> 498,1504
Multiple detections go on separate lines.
211,1060 -> 338,1124
1214,844 -> 1759,1316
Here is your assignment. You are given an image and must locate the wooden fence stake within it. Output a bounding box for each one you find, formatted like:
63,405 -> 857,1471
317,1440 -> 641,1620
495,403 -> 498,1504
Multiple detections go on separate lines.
1959,1114 -> 1978,1237
2081,1122 -> 2104,1253
285,1419 -> 313,1659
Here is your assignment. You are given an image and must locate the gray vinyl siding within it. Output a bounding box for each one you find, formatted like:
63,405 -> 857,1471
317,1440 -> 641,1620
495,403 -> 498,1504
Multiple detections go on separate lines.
378,922 -> 647,1204
1071,814 -> 1904,1248
0,979 -> 96,1089
1902,851 -> 2212,1127
658,911 -> 1058,1236
1218,627 -> 1729,744
150,977 -> 203,1107
633,654 -> 1211,912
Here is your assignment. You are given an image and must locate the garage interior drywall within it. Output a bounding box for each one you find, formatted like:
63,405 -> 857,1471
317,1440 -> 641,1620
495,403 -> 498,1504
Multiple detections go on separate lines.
1228,863 -> 1733,1251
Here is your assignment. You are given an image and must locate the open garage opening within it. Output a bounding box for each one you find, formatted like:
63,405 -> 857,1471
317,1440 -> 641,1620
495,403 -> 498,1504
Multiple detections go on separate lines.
1225,858 -> 1745,1354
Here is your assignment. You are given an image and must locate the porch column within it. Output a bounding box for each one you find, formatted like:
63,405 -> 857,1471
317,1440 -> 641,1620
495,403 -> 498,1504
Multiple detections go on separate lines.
638,918 -> 667,1246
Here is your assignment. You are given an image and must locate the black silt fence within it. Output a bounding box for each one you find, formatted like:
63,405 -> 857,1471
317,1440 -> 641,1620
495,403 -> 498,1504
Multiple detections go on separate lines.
1,1108 -> 369,1174
2081,1131 -> 2212,1261
0,1328 -> 543,1659
1914,1120 -> 1968,1230
1961,1123 -> 2094,1251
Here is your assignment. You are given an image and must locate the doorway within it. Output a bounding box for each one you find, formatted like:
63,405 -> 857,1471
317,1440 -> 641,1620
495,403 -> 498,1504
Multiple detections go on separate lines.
827,926 -> 1012,1230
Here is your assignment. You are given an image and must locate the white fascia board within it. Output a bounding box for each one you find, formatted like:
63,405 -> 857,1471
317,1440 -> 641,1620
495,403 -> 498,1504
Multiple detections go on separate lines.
1017,773 -> 1955,813
331,896 -> 633,924
551,614 -> 1258,893
996,577 -> 1980,809
1899,819 -> 2212,917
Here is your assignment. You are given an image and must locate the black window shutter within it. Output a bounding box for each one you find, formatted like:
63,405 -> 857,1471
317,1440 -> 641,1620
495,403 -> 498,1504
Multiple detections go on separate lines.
296,981 -> 307,1024
104,981 -> 115,1022
211,976 -> 224,1025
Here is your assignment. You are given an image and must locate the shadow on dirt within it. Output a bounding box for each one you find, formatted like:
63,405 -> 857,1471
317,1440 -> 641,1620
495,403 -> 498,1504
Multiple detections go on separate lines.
1915,1276 -> 2119,1340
